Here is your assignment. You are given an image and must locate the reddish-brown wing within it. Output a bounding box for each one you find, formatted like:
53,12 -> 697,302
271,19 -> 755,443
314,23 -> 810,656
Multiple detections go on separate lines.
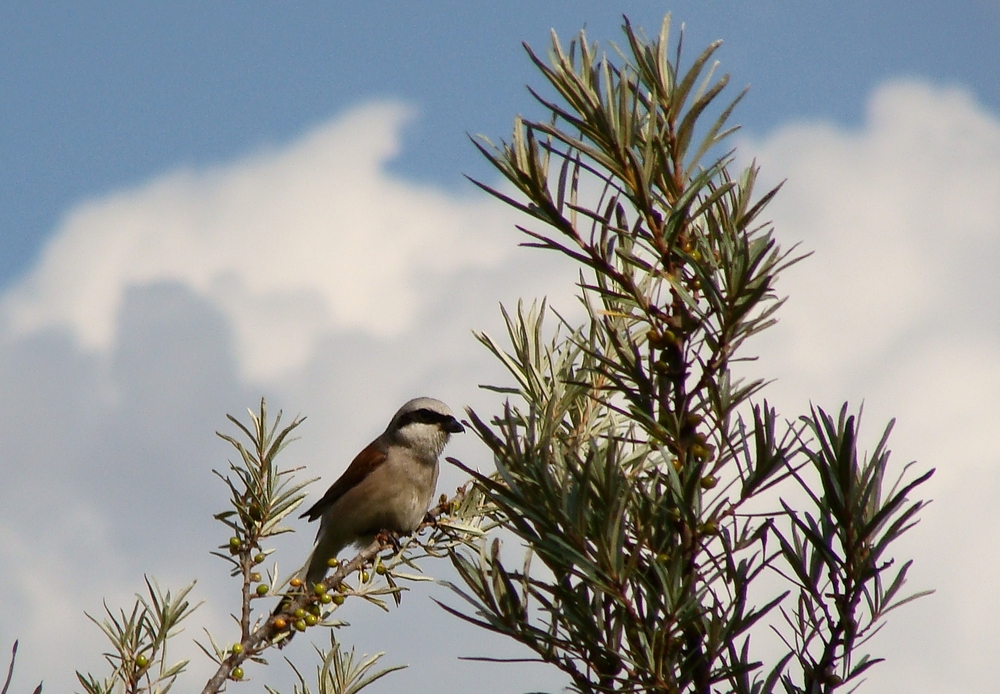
300,439 -> 388,521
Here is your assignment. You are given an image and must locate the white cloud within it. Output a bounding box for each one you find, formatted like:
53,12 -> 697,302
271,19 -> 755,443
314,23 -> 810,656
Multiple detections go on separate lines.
741,80 -> 1000,693
0,102 -> 579,694
2,80 -> 999,693
743,80 -> 1000,396
0,102 -> 515,382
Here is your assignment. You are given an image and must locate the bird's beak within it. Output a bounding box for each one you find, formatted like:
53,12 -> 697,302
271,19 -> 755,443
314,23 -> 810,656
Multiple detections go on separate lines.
444,416 -> 465,434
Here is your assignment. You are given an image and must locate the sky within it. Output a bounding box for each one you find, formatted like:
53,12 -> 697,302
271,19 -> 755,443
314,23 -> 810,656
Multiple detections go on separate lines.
1,2 -> 998,692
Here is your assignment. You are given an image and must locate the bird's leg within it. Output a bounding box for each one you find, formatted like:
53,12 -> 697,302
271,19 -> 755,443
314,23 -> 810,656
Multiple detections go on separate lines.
374,529 -> 403,553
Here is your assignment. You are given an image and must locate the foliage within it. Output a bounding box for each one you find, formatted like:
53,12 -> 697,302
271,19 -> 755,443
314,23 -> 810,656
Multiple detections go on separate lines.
2,642 -> 41,694
74,400 -> 492,694
264,634 -> 406,694
57,12 -> 933,694
441,15 -> 934,694
76,580 -> 197,694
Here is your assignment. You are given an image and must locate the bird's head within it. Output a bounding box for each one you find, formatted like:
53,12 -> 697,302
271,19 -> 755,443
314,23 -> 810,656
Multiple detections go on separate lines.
386,397 -> 464,458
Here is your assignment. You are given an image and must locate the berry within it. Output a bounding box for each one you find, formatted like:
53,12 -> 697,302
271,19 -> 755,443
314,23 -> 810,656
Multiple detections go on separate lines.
294,619 -> 306,632
326,557 -> 339,568
229,537 -> 241,550
304,614 -> 318,626
135,654 -> 149,668
231,643 -> 243,655
313,583 -> 327,595
255,584 -> 269,596
250,572 -> 261,582
700,475 -> 718,489
253,553 -> 266,564
320,593 -> 333,604
293,608 -> 306,619
332,594 -> 345,605
231,667 -> 244,681
289,577 -> 303,588
273,617 -> 287,630
360,571 -> 370,583
684,413 -> 703,427
375,564 -> 387,576
701,521 -> 719,535
690,444 -> 709,460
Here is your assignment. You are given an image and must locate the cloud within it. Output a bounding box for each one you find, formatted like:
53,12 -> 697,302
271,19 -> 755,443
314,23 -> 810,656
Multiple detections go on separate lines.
740,80 -> 1000,693
0,101 -> 579,693
1,80 -> 999,693
0,102 -> 516,382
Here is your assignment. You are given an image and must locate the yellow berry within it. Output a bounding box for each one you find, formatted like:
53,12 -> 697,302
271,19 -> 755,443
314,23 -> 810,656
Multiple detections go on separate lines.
332,594 -> 345,605
375,564 -> 387,576
231,667 -> 244,680
253,553 -> 266,564
304,614 -> 318,626
647,329 -> 671,349
250,572 -> 261,582
293,608 -> 306,619
690,444 -> 709,459
294,619 -> 306,632
313,583 -> 327,595
255,583 -> 269,596
326,557 -> 339,568
701,521 -> 718,535
700,475 -> 718,489
320,593 -> 332,604
360,571 -> 370,583
135,654 -> 149,668
231,643 -> 243,655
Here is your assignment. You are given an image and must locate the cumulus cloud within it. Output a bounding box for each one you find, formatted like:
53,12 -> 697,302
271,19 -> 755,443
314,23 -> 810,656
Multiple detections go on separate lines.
741,80 -> 1000,694
0,102 -> 516,382
1,80 -> 999,693
0,101 -> 578,693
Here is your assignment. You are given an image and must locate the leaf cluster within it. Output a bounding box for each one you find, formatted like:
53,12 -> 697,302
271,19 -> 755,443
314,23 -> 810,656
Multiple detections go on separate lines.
444,14 -> 934,694
77,400 -> 494,694
76,579 -> 197,694
266,634 -> 405,694
772,407 -> 934,693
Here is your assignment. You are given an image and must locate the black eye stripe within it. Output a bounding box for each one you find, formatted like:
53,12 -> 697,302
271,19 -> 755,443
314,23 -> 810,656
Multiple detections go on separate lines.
397,408 -> 453,427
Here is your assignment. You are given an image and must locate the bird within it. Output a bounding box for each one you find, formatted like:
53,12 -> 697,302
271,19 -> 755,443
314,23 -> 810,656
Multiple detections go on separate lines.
296,396 -> 464,588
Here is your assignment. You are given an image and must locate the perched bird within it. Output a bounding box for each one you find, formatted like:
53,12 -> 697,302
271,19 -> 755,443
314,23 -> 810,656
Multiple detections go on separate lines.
297,396 -> 464,587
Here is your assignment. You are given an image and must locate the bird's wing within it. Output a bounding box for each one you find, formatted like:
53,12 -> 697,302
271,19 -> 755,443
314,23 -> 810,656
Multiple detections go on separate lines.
300,439 -> 388,521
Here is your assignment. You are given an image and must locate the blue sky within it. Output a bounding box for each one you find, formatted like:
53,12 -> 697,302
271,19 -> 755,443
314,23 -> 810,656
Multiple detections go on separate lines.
3,2 -> 997,282
1,3 -> 999,693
